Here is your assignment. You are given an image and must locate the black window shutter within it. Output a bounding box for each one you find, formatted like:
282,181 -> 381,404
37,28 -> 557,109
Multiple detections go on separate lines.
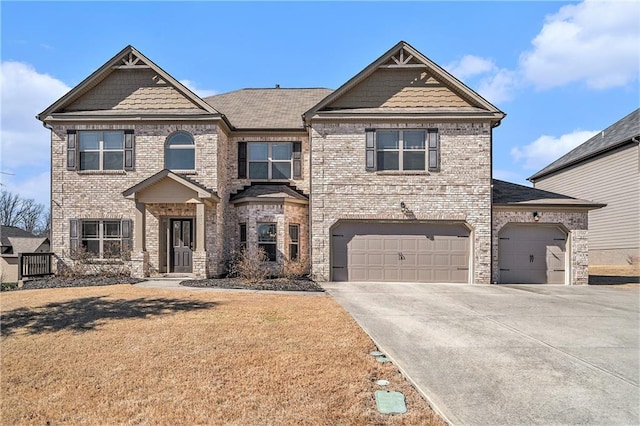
292,141 -> 302,179
365,129 -> 376,171
124,130 -> 135,171
121,218 -> 133,254
69,218 -> 79,258
67,130 -> 77,170
428,129 -> 440,172
238,142 -> 247,178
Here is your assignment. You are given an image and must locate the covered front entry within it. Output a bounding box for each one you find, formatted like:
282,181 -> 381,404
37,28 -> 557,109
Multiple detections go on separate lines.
498,224 -> 567,284
122,170 -> 219,278
331,221 -> 470,283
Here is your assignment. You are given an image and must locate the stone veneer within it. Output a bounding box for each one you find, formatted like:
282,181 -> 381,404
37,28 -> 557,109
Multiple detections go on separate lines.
492,210 -> 590,285
310,121 -> 493,283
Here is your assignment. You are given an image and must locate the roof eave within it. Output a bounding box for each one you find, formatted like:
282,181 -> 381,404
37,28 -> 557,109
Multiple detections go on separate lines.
42,113 -> 223,123
493,202 -> 606,210
309,111 -> 505,122
528,138 -> 639,182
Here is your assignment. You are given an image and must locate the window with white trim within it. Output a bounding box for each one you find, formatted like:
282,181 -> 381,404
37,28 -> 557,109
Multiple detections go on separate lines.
257,222 -> 277,262
79,131 -> 125,170
366,129 -> 439,172
165,131 -> 195,170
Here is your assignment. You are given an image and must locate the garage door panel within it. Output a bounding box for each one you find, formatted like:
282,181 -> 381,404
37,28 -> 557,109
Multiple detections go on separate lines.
499,225 -> 566,284
450,238 -> 468,251
379,253 -> 396,265
333,222 -> 470,283
451,254 -> 468,267
400,239 -> 418,251
383,239 -> 399,250
418,253 -> 434,265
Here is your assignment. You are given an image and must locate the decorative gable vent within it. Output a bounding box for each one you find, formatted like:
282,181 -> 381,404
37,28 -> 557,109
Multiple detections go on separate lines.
113,52 -> 151,70
381,48 -> 425,68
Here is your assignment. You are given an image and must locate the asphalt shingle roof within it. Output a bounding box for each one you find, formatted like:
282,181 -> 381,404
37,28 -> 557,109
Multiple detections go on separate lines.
529,108 -> 640,181
230,184 -> 308,202
204,88 -> 333,130
492,179 -> 605,207
1,226 -> 36,247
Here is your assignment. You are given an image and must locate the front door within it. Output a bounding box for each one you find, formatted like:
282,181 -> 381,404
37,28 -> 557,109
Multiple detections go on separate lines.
170,219 -> 193,273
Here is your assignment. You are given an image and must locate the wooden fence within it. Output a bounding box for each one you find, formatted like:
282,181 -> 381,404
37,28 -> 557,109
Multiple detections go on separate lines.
18,253 -> 53,280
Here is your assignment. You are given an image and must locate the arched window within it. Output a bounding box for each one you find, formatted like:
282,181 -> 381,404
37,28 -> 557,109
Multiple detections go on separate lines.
165,132 -> 195,170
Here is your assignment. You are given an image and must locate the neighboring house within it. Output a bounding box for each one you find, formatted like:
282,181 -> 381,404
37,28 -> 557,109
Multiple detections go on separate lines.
0,226 -> 50,282
529,109 -> 640,265
37,41 -> 602,285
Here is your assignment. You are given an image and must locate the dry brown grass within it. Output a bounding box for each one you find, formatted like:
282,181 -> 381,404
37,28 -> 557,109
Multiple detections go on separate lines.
589,264 -> 640,287
589,264 -> 640,277
1,285 -> 445,425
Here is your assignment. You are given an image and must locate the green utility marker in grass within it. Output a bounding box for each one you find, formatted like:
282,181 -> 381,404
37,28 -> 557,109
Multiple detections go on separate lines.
369,350 -> 384,357
376,356 -> 391,363
375,390 -> 407,414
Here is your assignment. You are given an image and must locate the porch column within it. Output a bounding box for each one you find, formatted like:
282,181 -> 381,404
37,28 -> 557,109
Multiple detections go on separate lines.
196,202 -> 205,252
135,201 -> 146,251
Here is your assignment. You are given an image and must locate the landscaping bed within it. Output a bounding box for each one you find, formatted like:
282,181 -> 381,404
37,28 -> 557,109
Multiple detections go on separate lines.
16,275 -> 143,291
181,276 -> 324,292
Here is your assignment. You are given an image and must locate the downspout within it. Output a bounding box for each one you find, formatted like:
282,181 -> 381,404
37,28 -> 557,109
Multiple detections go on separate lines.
41,120 -> 54,259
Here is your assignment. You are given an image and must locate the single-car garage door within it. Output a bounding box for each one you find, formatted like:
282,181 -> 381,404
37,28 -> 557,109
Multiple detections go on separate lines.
499,224 -> 567,284
331,222 -> 470,282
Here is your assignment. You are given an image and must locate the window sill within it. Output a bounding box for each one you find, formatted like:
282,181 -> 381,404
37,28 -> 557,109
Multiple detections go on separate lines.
375,171 -> 432,176
77,170 -> 127,175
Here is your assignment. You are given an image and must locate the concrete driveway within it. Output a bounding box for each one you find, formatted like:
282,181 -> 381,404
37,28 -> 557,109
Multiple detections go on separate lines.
323,282 -> 639,425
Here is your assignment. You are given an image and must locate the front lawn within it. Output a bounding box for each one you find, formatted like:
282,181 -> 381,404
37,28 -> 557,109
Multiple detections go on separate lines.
1,285 -> 444,425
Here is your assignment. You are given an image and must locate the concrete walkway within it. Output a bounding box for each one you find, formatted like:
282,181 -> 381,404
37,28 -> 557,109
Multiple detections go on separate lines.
323,282 -> 640,425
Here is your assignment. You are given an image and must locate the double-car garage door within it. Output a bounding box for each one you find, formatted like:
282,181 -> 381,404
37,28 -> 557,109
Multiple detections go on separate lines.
331,222 -> 470,283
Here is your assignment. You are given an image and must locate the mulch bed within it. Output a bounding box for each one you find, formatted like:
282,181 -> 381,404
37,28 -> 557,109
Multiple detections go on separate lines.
180,277 -> 324,292
16,275 -> 144,291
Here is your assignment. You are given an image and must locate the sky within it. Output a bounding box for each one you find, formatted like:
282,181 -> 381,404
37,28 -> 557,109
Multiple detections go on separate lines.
1,1 -> 638,208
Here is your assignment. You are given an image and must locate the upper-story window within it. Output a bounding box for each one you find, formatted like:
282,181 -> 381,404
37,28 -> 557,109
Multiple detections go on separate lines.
165,132 -> 195,170
67,130 -> 134,171
238,141 -> 302,180
366,129 -> 439,172
79,131 -> 125,170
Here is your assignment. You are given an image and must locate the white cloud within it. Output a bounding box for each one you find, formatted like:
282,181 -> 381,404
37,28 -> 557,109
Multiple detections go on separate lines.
477,69 -> 519,105
520,0 -> 640,90
511,130 -> 599,171
0,61 -> 70,170
179,79 -> 217,98
445,55 -> 497,80
0,61 -> 69,206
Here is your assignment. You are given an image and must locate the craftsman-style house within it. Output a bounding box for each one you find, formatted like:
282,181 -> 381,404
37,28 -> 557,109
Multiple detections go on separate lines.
37,41 -> 603,284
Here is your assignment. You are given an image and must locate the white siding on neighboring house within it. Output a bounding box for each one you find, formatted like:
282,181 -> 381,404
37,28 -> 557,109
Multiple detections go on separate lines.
534,144 -> 639,264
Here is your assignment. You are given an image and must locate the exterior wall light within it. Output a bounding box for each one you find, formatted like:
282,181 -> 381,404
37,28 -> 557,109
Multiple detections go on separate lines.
533,211 -> 540,221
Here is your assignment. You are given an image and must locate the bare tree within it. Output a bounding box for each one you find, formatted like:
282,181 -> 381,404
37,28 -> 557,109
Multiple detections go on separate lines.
0,190 -> 48,235
0,190 -> 23,227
